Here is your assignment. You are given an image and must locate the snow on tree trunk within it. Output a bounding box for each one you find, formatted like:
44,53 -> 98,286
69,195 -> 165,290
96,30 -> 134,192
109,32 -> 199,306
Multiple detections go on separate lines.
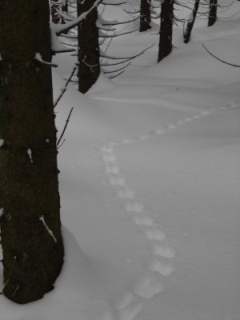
208,0 -> 218,27
183,0 -> 200,43
158,0 -> 174,62
0,0 -> 64,304
77,0 -> 100,94
140,0 -> 152,32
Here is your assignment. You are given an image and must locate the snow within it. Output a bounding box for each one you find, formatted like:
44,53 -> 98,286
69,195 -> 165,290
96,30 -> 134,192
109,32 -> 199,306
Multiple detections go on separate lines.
39,216 -> 58,243
27,148 -> 33,164
1,3 -> 240,320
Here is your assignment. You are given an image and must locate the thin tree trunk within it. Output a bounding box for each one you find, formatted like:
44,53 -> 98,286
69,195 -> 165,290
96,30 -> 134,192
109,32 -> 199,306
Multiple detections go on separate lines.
77,0 -> 100,93
158,0 -> 174,62
140,0 -> 151,32
208,0 -> 218,27
183,0 -> 200,43
0,0 -> 64,304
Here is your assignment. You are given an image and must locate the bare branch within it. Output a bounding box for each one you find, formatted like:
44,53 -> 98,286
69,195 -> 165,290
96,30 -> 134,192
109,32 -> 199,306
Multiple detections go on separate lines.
57,107 -> 74,146
54,65 -> 77,108
202,43 -> 240,68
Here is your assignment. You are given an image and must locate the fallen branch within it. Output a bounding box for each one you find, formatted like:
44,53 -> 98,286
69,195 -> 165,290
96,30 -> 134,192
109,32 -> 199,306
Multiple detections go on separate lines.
202,43 -> 240,68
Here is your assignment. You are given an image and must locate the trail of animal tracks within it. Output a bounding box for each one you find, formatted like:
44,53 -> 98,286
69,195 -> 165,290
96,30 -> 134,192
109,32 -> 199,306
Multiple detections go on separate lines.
54,16 -> 240,320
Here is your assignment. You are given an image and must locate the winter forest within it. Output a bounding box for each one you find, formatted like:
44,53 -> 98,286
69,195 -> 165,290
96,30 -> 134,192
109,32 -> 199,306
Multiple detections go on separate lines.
0,0 -> 239,319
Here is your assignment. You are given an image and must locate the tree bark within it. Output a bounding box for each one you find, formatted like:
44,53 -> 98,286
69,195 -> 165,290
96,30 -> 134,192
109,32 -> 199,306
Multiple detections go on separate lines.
0,0 -> 64,304
77,0 -> 100,93
62,0 -> 68,15
140,0 -> 151,32
183,0 -> 200,43
158,0 -> 174,62
51,0 -> 65,24
208,0 -> 218,27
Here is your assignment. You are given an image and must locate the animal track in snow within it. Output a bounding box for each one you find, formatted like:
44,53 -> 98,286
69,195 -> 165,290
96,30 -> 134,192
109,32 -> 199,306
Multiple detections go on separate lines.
183,117 -> 193,123
105,165 -> 120,175
192,114 -> 201,120
139,135 -> 149,141
100,104 -> 236,320
134,216 -> 155,227
122,139 -> 135,145
102,146 -> 114,154
118,301 -> 143,320
150,260 -> 174,276
176,119 -> 184,125
116,292 -> 136,311
134,275 -> 164,299
102,311 -> 115,320
155,129 -> 165,135
125,202 -> 144,214
103,154 -> 117,163
145,229 -> 166,241
153,245 -> 176,259
117,188 -> 135,200
201,110 -> 210,116
109,177 -> 126,187
167,124 -> 177,129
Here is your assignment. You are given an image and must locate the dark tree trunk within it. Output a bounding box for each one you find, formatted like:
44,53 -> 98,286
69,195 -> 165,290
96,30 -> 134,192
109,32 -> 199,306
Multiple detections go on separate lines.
77,0 -> 100,94
158,0 -> 174,62
0,0 -> 64,304
208,0 -> 218,27
183,0 -> 200,43
140,0 -> 151,32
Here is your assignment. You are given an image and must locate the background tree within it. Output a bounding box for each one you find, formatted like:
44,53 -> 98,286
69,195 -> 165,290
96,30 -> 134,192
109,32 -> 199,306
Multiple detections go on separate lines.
51,0 -> 65,24
63,0 -> 69,14
208,0 -> 218,26
183,0 -> 200,43
140,0 -> 152,32
158,0 -> 174,62
0,0 -> 64,304
77,0 -> 100,93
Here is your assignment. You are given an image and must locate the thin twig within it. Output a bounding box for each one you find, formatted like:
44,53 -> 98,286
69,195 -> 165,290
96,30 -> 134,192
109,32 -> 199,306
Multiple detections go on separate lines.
57,107 -> 74,146
54,66 -> 77,107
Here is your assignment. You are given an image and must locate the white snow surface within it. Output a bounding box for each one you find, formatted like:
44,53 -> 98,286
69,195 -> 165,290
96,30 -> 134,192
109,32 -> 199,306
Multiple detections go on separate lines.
1,4 -> 240,320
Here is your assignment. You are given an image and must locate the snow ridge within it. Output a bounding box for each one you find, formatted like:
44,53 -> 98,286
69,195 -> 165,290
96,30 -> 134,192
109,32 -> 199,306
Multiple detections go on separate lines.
100,100 -> 239,320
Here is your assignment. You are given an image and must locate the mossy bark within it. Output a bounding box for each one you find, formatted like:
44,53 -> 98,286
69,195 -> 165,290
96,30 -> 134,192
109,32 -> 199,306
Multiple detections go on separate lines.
77,0 -> 100,94
158,0 -> 174,62
140,0 -> 151,32
0,0 -> 64,304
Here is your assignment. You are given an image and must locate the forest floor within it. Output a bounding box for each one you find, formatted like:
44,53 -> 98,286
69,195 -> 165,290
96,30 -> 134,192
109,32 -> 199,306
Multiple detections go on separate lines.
1,3 -> 240,320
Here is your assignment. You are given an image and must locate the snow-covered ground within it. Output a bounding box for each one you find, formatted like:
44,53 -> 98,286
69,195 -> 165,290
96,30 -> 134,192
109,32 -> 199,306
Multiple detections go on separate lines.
1,2 -> 240,320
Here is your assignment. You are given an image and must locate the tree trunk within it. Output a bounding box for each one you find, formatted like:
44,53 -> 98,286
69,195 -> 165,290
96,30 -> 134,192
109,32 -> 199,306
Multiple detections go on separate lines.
208,0 -> 218,27
140,0 -> 151,32
51,0 -> 64,24
183,0 -> 200,43
158,0 -> 174,62
77,0 -> 100,94
0,0 -> 64,304
62,0 -> 68,15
